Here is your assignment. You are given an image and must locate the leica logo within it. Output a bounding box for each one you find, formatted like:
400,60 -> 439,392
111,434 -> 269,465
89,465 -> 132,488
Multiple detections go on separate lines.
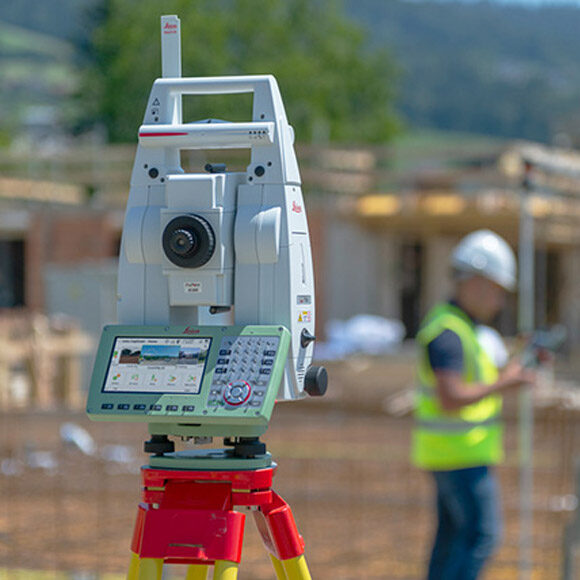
183,326 -> 200,335
164,22 -> 178,34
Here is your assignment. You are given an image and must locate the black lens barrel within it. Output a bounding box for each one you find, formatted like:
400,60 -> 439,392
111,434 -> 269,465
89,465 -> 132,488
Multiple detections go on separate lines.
162,214 -> 216,268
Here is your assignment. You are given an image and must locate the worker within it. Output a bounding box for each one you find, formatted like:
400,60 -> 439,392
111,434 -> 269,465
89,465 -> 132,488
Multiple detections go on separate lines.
412,229 -> 535,580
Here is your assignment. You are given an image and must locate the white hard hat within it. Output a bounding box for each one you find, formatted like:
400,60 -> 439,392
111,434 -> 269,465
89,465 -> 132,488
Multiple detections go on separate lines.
451,229 -> 517,291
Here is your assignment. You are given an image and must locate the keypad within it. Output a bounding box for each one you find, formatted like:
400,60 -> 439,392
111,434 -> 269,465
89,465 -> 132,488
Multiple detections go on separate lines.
207,335 -> 280,411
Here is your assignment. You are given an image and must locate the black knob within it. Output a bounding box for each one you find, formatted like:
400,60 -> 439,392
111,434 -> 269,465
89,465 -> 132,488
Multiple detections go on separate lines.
162,214 -> 216,268
205,163 -> 227,174
304,365 -> 328,397
144,434 -> 174,456
300,328 -> 316,348
224,437 -> 267,458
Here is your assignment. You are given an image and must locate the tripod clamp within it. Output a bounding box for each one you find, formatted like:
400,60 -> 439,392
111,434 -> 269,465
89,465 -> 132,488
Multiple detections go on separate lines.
144,435 -> 267,459
225,436 -> 267,458
144,434 -> 175,456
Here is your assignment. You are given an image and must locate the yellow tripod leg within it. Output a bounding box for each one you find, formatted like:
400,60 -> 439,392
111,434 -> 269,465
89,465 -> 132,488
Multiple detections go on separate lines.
127,552 -> 141,580
137,558 -> 163,580
214,560 -> 239,580
269,554 -> 288,580
282,555 -> 312,580
185,564 -> 209,580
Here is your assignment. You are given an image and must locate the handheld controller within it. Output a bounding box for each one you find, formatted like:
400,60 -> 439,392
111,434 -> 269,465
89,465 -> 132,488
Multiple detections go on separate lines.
521,324 -> 567,368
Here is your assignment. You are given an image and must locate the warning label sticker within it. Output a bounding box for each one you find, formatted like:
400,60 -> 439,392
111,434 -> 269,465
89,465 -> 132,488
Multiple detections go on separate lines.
184,281 -> 202,294
151,99 -> 160,118
298,310 -> 312,323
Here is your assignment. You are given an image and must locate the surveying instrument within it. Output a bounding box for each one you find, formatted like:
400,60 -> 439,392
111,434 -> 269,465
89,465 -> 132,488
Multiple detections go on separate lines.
87,15 -> 327,580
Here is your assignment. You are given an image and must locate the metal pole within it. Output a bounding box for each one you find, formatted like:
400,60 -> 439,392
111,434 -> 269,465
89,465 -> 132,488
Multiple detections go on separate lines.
518,161 -> 535,580
562,458 -> 580,579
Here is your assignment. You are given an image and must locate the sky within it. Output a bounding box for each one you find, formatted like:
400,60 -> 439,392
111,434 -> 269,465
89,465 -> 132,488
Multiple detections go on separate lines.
446,0 -> 580,4
492,0 -> 580,4
420,0 -> 580,9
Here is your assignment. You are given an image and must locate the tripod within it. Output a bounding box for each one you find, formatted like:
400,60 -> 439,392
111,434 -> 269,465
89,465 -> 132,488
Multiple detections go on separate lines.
127,451 -> 312,580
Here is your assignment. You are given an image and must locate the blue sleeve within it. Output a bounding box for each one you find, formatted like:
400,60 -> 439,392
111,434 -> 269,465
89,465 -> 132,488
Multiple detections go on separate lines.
427,329 -> 464,372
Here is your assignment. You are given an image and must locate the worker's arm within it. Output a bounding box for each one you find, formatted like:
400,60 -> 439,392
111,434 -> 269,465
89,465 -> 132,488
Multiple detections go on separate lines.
434,359 -> 534,412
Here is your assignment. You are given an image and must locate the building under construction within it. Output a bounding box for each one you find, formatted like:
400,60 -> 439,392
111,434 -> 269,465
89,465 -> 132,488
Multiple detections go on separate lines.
0,137 -> 579,578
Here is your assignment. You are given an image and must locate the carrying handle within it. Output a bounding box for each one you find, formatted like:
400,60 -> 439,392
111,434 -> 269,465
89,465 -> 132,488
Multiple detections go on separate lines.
149,76 -> 284,126
153,75 -> 275,96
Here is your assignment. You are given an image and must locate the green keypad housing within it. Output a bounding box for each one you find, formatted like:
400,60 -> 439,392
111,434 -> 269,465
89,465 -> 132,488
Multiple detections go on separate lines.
86,324 -> 291,438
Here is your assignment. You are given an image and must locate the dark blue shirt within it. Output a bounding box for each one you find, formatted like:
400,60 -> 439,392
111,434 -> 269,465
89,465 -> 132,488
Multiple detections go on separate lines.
427,329 -> 463,372
426,301 -> 477,372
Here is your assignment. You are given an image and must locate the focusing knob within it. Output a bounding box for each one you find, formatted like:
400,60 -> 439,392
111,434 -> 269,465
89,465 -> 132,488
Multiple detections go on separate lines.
304,365 -> 328,397
163,215 -> 216,268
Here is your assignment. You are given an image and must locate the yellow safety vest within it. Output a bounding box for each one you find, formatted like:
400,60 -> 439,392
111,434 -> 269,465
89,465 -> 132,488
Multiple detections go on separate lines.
412,303 -> 503,471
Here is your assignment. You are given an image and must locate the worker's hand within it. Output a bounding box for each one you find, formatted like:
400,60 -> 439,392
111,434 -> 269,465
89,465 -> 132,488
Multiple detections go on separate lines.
497,358 -> 536,391
534,346 -> 554,366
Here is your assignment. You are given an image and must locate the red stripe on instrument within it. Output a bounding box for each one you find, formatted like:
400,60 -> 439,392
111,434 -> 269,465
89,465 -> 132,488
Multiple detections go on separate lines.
139,132 -> 188,137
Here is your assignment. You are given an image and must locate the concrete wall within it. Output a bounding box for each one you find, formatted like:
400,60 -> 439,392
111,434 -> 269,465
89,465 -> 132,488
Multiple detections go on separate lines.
44,260 -> 118,390
319,210 -> 401,330
559,248 -> 580,343
26,210 -> 120,310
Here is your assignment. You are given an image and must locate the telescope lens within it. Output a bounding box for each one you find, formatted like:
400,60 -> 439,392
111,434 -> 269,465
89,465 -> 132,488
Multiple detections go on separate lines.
162,214 -> 216,268
170,228 -> 197,257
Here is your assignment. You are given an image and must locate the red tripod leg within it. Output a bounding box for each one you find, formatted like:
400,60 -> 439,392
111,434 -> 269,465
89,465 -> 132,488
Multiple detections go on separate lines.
253,491 -> 312,579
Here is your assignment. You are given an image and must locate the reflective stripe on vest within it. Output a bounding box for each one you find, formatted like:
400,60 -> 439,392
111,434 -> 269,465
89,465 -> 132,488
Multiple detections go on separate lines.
416,417 -> 502,432
412,303 -> 503,470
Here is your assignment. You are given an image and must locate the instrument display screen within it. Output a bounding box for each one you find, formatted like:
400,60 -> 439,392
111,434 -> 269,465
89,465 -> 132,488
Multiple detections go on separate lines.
102,337 -> 212,394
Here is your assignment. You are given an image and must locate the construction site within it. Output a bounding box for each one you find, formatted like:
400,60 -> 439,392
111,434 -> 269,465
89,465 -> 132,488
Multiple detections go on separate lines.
0,134 -> 579,579
2,4 -> 580,577
0,342 -> 578,579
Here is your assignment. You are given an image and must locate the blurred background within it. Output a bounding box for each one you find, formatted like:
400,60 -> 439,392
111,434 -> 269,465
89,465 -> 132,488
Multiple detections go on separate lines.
1,0 -> 580,578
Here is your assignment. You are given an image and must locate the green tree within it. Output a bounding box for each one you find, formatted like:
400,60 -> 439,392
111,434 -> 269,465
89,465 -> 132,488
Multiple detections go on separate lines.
80,0 -> 399,143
